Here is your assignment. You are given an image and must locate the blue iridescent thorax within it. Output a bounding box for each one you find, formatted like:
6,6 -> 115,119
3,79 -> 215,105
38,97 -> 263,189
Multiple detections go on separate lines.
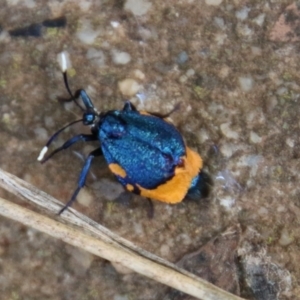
98,109 -> 186,189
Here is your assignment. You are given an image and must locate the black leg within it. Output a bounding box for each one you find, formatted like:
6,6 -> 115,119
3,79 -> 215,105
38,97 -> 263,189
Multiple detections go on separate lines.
147,198 -> 154,219
58,88 -> 95,111
41,134 -> 97,163
58,148 -> 103,215
122,101 -> 137,111
149,103 -> 181,119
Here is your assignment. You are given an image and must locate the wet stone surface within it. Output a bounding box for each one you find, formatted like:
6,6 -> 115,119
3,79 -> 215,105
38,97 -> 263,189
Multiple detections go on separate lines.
0,0 -> 300,299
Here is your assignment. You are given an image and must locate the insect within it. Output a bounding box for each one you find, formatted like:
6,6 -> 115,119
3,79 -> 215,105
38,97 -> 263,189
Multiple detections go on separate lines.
38,53 -> 209,215
9,16 -> 66,38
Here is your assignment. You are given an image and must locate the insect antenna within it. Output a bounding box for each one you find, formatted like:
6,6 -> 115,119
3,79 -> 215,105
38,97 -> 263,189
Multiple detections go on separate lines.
37,118 -> 83,162
59,52 -> 85,111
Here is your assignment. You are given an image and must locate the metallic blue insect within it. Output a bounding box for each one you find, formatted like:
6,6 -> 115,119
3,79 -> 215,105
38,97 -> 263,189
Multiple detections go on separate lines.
38,53 -> 209,214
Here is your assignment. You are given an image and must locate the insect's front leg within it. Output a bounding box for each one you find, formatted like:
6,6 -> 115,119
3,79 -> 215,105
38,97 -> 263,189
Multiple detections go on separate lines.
58,147 -> 103,215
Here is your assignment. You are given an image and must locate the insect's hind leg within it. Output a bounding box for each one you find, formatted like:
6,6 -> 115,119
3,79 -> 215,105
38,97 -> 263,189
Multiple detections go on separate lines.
58,147 -> 103,215
187,171 -> 212,200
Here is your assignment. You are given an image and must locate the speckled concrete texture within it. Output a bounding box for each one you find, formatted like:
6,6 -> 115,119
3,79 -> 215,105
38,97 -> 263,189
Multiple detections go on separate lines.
0,1 -> 299,299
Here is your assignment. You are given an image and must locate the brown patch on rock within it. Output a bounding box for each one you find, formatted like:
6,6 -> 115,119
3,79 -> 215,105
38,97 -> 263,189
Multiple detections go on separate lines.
164,225 -> 241,300
270,3 -> 300,42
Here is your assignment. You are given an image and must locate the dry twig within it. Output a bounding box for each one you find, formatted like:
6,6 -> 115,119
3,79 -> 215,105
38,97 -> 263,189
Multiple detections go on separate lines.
0,168 -> 244,300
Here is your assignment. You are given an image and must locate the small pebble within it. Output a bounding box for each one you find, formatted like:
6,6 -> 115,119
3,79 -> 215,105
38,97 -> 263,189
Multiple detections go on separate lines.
205,0 -> 223,6
219,196 -> 235,210
2,113 -> 11,125
250,131 -> 262,144
220,143 -> 235,158
176,233 -> 192,246
214,33 -> 227,45
77,189 -> 93,207
258,207 -> 268,216
133,69 -> 145,80
67,246 -> 94,273
236,7 -> 250,20
64,100 -> 75,112
277,86 -> 287,95
237,155 -> 262,168
111,262 -> 133,275
214,17 -> 225,28
138,26 -> 154,40
124,0 -> 152,16
186,68 -> 195,77
34,127 -> 48,141
76,20 -> 100,45
279,228 -> 294,246
238,76 -> 253,92
220,123 -> 239,139
86,48 -> 106,67
237,155 -> 262,178
253,13 -> 265,26
118,78 -> 140,97
177,51 -> 189,64
197,129 -> 209,143
78,0 -> 92,12
114,295 -> 129,300
25,0 -> 36,8
236,24 -> 253,37
110,21 -> 120,28
286,138 -> 294,148
179,74 -> 188,83
8,0 -> 36,8
246,108 -> 265,126
44,116 -> 54,128
111,49 -> 131,65
219,65 -> 230,78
